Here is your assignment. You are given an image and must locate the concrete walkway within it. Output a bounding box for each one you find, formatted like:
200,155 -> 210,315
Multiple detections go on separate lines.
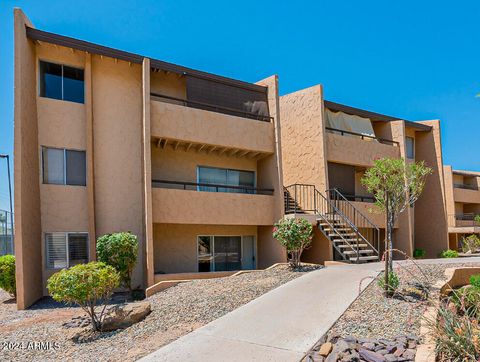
140,262 -> 383,362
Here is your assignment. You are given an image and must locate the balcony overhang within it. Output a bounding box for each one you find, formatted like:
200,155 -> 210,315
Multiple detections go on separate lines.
152,137 -> 271,160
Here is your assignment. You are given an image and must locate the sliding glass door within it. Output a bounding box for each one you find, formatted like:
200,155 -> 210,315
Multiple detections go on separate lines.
197,236 -> 255,272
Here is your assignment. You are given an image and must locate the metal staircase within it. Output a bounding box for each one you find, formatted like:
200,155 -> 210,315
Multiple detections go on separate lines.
284,184 -> 380,263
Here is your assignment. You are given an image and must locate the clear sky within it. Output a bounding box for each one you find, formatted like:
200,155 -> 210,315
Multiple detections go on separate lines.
0,0 -> 479,211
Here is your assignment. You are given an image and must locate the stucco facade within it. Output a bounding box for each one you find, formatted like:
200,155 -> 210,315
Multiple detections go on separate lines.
13,9 -> 285,309
279,87 -> 449,263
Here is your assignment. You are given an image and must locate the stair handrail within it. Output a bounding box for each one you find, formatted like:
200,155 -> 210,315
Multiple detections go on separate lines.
313,189 -> 362,261
326,188 -> 380,254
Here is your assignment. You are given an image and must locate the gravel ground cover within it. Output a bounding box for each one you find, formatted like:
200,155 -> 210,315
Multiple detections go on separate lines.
0,264 -> 319,362
303,261 -> 480,361
328,261 -> 480,339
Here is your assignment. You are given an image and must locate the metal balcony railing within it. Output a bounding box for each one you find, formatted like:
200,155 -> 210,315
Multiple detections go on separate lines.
453,183 -> 479,191
325,127 -> 399,146
151,93 -> 273,123
152,179 -> 274,195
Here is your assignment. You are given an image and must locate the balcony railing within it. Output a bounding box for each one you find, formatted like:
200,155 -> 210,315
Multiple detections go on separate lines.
152,179 -> 274,195
326,127 -> 399,146
454,183 -> 479,191
151,93 -> 273,123
342,194 -> 376,203
455,213 -> 480,226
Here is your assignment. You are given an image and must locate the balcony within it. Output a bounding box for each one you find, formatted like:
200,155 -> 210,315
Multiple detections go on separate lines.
453,187 -> 480,204
151,180 -> 275,225
150,95 -> 275,156
326,128 -> 400,167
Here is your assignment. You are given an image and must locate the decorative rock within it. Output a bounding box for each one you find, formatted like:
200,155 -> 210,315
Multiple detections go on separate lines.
402,349 -> 416,360
334,339 -> 350,353
362,342 -> 376,350
359,348 -> 386,362
318,342 -> 333,357
377,349 -> 389,355
384,354 -> 398,362
393,347 -> 405,357
101,301 -> 151,332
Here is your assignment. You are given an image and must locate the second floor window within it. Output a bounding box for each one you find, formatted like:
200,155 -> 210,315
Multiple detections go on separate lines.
406,136 -> 415,159
197,166 -> 255,193
39,61 -> 84,103
42,147 -> 86,186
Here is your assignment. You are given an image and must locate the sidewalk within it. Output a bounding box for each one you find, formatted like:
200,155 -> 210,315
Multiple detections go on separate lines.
140,262 -> 382,362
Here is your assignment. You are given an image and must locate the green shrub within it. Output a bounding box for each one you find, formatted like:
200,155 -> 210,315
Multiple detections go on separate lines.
470,274 -> 480,289
461,234 -> 480,253
273,218 -> 313,268
96,232 -> 138,291
440,249 -> 459,258
377,271 -> 400,295
0,255 -> 16,297
413,248 -> 426,259
47,262 -> 120,331
451,286 -> 480,319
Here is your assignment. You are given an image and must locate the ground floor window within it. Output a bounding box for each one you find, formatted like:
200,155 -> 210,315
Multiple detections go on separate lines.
197,235 -> 256,272
45,232 -> 89,269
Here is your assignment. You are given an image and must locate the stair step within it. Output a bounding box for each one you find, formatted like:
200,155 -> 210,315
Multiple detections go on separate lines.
337,243 -> 368,249
344,249 -> 375,255
324,227 -> 351,232
349,255 -> 379,262
329,233 -> 357,238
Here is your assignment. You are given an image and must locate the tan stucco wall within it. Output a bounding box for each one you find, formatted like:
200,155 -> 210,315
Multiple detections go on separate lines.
279,85 -> 328,191
152,188 -> 275,225
301,228 -> 333,264
151,101 -> 274,153
153,224 -> 257,274
14,9 -> 43,309
326,132 -> 400,167
91,56 -> 145,289
454,188 -> 480,204
150,71 -> 186,98
414,120 -> 449,257
443,165 -> 456,227
151,145 -> 257,182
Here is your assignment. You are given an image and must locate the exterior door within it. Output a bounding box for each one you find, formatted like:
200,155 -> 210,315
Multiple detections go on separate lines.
241,236 -> 256,270
213,236 -> 242,271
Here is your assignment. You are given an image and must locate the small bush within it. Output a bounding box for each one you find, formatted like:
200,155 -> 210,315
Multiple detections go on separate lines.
0,255 -> 16,297
413,248 -> 426,259
377,271 -> 400,295
461,234 -> 480,254
96,232 -> 138,291
440,249 -> 459,258
470,274 -> 480,289
273,218 -> 313,268
451,286 -> 480,318
47,262 -> 120,331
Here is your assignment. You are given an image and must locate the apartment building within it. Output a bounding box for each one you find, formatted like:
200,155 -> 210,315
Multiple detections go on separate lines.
13,9 -> 285,309
279,85 -> 449,263
444,166 -> 480,250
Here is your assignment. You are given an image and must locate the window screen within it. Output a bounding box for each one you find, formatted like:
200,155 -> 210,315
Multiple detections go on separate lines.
406,137 -> 415,159
68,233 -> 88,266
42,147 -> 64,184
39,61 -> 84,103
42,147 -> 86,186
46,233 -> 67,269
45,232 -> 88,269
197,167 -> 255,193
66,150 -> 86,186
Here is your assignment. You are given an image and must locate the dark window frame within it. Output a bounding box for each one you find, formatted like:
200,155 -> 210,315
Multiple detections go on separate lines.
39,60 -> 85,104
45,232 -> 89,270
406,136 -> 415,159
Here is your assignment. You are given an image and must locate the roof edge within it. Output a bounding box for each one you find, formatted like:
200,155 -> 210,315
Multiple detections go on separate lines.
26,27 -> 267,93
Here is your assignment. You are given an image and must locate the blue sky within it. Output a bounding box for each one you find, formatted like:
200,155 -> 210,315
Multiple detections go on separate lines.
0,0 -> 479,211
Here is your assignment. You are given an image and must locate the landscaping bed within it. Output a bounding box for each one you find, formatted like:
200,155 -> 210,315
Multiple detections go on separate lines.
0,264 -> 320,361
305,261 -> 480,362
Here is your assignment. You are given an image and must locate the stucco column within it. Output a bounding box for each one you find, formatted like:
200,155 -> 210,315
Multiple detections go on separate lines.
142,58 -> 154,286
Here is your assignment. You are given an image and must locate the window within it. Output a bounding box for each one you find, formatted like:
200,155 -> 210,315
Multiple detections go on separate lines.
39,61 -> 84,103
42,147 -> 86,186
197,236 -> 255,272
197,166 -> 255,193
45,232 -> 88,269
406,137 -> 415,159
